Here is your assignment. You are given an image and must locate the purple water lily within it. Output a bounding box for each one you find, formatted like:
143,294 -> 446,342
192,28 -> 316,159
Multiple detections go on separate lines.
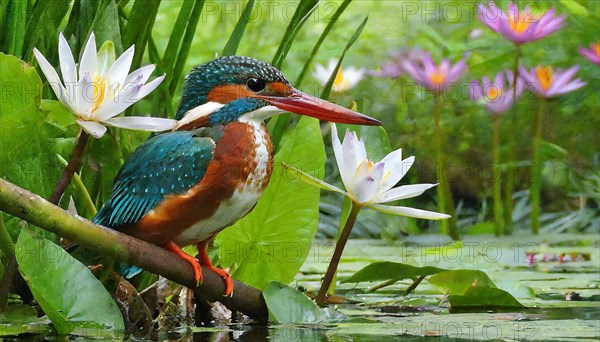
400,52 -> 468,93
520,65 -> 586,98
579,43 -> 600,65
369,48 -> 425,79
478,1 -> 565,45
471,71 -> 524,116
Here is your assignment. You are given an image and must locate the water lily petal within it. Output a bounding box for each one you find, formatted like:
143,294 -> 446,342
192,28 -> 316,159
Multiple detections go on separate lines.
374,183 -> 438,204
331,123 -> 351,187
133,73 -> 166,101
76,73 -> 94,118
342,130 -> 367,175
470,80 -> 484,101
58,33 -> 77,86
76,120 -> 107,138
92,81 -> 142,121
367,203 -> 451,220
380,155 -> 414,192
79,32 -> 97,79
104,116 -> 177,131
359,162 -> 385,202
33,48 -> 72,110
350,174 -> 378,204
106,45 -> 135,94
281,162 -> 348,196
124,64 -> 156,89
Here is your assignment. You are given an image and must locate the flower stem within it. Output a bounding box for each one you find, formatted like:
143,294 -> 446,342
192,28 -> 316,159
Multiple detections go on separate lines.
492,116 -> 504,237
316,202 -> 362,305
433,94 -> 458,240
530,98 -> 546,235
503,44 -> 521,234
48,131 -> 90,205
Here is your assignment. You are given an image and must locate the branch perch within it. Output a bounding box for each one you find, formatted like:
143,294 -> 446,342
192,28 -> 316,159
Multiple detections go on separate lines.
0,178 -> 268,322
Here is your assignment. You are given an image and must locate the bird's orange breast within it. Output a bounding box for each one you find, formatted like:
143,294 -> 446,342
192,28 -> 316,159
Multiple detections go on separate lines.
129,122 -> 273,245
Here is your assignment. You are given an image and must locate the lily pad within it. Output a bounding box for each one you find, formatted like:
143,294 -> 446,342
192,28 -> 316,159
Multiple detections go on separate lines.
0,305 -> 51,337
449,286 -> 525,309
15,227 -> 124,334
342,262 -> 446,283
428,270 -> 496,295
263,281 -> 326,323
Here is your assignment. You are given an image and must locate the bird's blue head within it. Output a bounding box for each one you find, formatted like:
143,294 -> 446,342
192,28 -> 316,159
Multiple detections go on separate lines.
174,56 -> 380,130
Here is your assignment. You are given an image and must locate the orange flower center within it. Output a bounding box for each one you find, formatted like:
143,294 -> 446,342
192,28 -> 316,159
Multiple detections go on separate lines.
593,43 -> 600,57
535,66 -> 553,92
487,86 -> 502,100
430,69 -> 447,85
509,13 -> 532,34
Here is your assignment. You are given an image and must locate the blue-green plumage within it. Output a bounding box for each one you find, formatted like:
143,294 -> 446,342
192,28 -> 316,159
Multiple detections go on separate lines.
94,130 -> 219,228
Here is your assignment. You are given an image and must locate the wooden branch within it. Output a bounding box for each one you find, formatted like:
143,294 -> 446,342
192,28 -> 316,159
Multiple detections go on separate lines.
0,178 -> 268,322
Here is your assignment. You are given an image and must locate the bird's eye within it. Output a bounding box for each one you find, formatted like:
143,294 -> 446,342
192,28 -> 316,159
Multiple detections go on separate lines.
246,77 -> 266,92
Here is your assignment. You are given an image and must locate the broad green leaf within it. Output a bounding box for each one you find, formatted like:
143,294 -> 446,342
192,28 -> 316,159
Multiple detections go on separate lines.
216,116 -> 325,289
15,228 -> 124,334
222,0 -> 256,56
92,0 -> 123,54
428,270 -> 496,295
448,286 -> 524,309
263,281 -> 326,323
0,305 -> 51,337
342,262 -> 446,283
0,53 -> 65,241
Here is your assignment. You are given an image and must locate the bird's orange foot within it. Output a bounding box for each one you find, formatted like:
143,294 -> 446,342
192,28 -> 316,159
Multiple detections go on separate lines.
197,242 -> 234,297
164,241 -> 203,286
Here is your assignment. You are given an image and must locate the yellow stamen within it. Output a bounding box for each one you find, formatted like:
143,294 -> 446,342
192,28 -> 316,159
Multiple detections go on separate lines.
593,43 -> 600,57
487,86 -> 502,100
430,70 -> 446,85
92,74 -> 106,112
508,13 -> 532,34
535,66 -> 553,92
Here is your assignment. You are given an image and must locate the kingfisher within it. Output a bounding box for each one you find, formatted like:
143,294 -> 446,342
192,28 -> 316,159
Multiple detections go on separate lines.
93,56 -> 380,296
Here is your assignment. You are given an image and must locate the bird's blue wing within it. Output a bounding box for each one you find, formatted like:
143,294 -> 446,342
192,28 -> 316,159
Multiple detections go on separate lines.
93,130 -> 218,228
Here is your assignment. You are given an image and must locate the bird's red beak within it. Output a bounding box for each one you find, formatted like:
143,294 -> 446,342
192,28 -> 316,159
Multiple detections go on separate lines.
261,88 -> 381,126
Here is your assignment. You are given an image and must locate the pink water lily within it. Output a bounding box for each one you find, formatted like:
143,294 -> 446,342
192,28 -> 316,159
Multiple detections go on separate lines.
33,32 -> 176,138
471,71 -> 524,115
579,43 -> 600,65
478,1 -> 565,45
520,65 -> 586,98
400,52 -> 468,93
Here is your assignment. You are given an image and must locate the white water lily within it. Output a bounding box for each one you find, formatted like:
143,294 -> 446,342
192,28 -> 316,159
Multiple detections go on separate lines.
33,32 -> 177,138
313,59 -> 365,92
283,124 -> 450,220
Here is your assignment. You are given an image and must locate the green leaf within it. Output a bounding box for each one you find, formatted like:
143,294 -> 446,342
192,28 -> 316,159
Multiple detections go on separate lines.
271,0 -> 319,68
428,270 -> 496,295
0,305 -> 52,337
123,0 -> 161,72
448,286 -> 524,309
168,0 -> 205,95
559,0 -> 588,16
263,281 -> 326,323
1,0 -> 26,56
320,17 -> 368,100
15,228 -> 124,334
222,0 -> 256,56
216,117 -> 325,289
342,262 -> 446,283
0,53 -> 66,241
295,0 -> 353,86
